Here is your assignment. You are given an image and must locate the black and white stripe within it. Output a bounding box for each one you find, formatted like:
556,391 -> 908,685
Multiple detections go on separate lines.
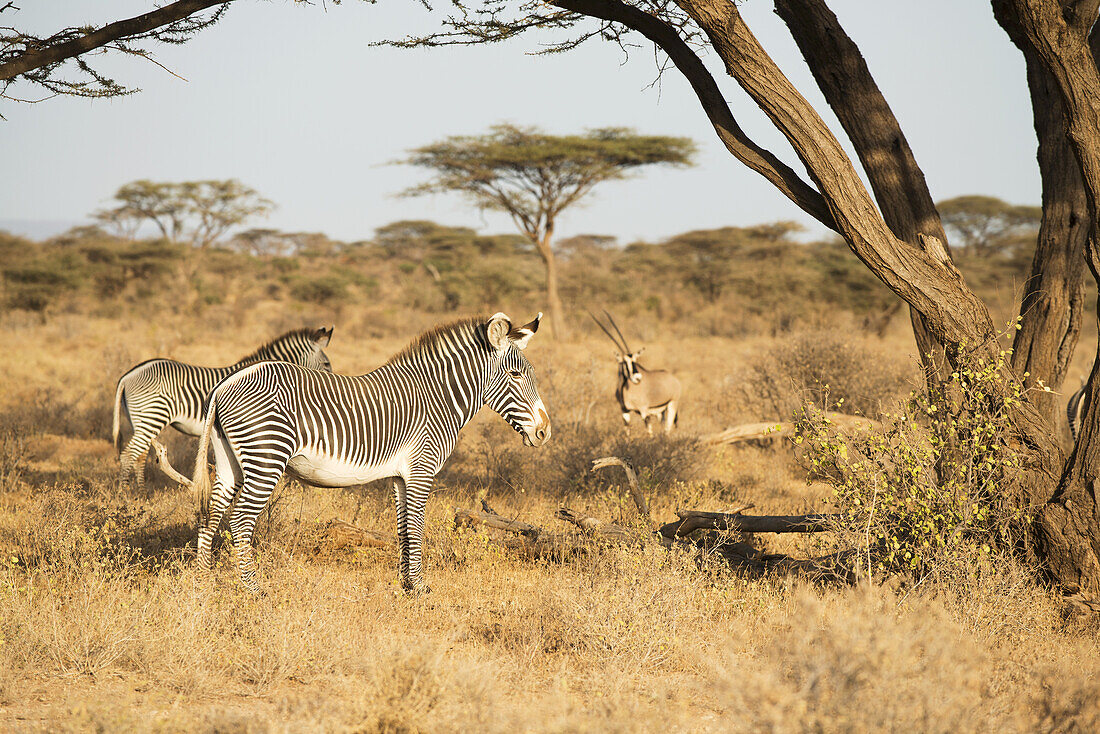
112,326 -> 334,490
1068,382 -> 1088,444
192,312 -> 550,593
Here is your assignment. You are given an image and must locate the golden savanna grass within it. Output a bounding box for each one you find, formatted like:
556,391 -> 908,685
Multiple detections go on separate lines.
1,307 -> 1099,732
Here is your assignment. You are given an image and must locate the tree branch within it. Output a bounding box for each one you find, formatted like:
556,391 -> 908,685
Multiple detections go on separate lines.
550,0 -> 839,231
0,0 -> 230,82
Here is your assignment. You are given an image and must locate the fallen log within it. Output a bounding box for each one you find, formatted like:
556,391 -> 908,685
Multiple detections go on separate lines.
454,501 -> 591,560
702,413 -> 881,446
320,519 -> 395,550
150,439 -> 193,487
454,500 -> 543,540
555,507 -> 634,543
659,509 -> 843,539
590,456 -> 649,521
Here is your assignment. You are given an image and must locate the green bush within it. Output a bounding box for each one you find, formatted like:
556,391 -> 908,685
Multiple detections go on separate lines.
288,274 -> 351,304
796,346 -> 1031,580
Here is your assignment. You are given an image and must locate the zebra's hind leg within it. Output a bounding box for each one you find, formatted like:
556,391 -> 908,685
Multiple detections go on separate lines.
118,405 -> 170,492
196,443 -> 238,574
400,473 -> 434,595
227,459 -> 290,594
119,427 -> 161,491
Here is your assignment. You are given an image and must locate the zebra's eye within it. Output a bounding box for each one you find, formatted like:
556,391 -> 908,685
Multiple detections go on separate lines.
508,369 -> 523,379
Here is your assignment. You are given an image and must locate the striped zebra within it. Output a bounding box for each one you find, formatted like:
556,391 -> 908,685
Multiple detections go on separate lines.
1068,382 -> 1089,443
113,327 -> 334,491
191,313 -> 550,594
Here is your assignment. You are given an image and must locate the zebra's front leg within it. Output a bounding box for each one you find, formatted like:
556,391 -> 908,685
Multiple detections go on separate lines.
400,473 -> 434,595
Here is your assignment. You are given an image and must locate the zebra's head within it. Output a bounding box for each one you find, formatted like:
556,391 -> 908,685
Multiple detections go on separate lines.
297,326 -> 334,372
484,312 -> 551,448
274,326 -> 334,372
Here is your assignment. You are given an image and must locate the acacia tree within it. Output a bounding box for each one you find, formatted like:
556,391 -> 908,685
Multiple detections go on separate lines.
401,124 -> 695,337
937,196 -> 1042,258
388,0 -> 1100,596
94,179 -> 274,248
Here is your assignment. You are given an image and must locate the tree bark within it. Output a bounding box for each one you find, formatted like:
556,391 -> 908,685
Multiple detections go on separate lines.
774,0 -> 953,385
534,225 -> 567,339
992,0 -> 1100,596
994,3 -> 1092,423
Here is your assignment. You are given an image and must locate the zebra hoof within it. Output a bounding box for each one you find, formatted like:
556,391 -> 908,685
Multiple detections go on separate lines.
402,581 -> 432,596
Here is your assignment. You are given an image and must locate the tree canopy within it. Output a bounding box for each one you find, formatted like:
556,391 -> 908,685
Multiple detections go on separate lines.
95,179 -> 274,249
937,195 -> 1041,257
402,124 -> 695,336
0,1 -> 232,104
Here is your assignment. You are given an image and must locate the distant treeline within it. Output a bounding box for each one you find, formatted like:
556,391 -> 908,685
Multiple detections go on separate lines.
0,218 -> 1034,338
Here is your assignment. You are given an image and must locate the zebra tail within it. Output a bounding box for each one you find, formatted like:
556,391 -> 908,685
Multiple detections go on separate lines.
192,399 -> 218,526
112,378 -> 125,455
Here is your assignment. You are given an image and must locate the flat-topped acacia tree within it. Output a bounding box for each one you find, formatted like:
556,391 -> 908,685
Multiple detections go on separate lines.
401,124 -> 695,338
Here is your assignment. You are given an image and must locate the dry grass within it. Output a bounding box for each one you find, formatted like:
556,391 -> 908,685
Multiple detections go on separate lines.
0,308 -> 1097,732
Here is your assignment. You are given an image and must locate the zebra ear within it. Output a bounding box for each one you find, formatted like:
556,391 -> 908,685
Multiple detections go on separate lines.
487,313 -> 512,351
312,325 -> 334,348
508,312 -> 541,350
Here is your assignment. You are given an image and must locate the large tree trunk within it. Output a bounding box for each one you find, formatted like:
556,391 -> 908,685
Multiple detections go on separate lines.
534,225 -> 567,339
774,0 -> 954,387
992,0 -> 1100,596
995,5 -> 1092,424
669,0 -> 1063,554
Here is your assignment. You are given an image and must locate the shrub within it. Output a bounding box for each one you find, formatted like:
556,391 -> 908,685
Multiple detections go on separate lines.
796,345 -> 1031,580
288,274 -> 351,304
741,328 -> 914,419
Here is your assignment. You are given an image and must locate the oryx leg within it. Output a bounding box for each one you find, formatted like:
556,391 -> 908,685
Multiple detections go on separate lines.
663,402 -> 677,434
621,412 -> 632,429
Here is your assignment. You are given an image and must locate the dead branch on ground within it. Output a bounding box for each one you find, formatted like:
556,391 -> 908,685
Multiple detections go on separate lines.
702,414 -> 880,446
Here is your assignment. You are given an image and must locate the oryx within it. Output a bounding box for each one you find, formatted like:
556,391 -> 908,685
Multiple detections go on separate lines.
590,310 -> 681,434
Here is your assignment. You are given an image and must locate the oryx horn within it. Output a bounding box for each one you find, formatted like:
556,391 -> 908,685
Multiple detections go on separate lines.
603,309 -> 632,354
588,310 -> 628,352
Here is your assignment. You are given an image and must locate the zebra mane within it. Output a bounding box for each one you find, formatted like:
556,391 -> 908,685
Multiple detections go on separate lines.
387,316 -> 489,365
234,328 -> 317,366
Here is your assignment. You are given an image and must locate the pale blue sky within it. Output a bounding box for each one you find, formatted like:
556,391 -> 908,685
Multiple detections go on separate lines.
1,1 -> 1036,244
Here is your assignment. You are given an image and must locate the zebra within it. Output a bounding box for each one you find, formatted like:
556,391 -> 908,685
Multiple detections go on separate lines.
112,326 -> 334,491
191,312 -> 550,594
1068,382 -> 1089,443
